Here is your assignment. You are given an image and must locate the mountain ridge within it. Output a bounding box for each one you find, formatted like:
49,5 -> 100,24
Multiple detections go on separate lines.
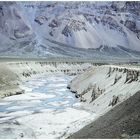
0,1 -> 140,59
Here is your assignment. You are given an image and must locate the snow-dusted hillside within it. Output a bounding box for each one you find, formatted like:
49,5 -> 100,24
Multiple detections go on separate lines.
0,1 -> 140,59
0,2 -> 39,56
21,2 -> 140,50
69,65 -> 140,115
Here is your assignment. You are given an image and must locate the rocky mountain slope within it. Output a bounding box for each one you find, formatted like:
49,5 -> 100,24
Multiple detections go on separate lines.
0,2 -> 38,56
0,1 -> 140,59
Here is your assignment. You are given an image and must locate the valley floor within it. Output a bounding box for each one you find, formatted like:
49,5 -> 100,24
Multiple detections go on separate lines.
0,60 -> 94,138
0,59 -> 140,138
0,75 -> 94,139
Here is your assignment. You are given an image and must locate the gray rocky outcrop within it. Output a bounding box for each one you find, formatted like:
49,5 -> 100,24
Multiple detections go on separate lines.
34,16 -> 47,25
107,67 -> 140,84
109,95 -> 119,106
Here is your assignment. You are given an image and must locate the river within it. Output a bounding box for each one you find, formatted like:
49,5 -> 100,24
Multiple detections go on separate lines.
0,74 -> 94,138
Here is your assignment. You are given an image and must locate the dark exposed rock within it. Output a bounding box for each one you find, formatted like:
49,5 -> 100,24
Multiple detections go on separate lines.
120,20 -> 124,24
124,20 -> 137,32
112,74 -> 122,85
125,69 -> 139,84
34,16 -> 47,25
109,95 -> 119,106
67,85 -> 70,89
80,97 -> 86,102
62,19 -> 87,37
49,31 -> 53,36
70,90 -> 77,93
101,16 -> 125,35
48,19 -> 60,28
16,90 -> 25,95
22,72 -> 31,77
107,67 -> 139,84
62,25 -> 72,37
19,133 -> 24,138
75,93 -> 80,98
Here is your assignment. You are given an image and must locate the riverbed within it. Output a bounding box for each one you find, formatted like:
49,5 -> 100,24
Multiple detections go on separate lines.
0,74 -> 95,138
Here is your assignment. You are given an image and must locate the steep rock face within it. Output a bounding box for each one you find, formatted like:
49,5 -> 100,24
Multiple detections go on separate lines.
20,1 -> 140,52
0,2 -> 38,56
0,1 -> 140,58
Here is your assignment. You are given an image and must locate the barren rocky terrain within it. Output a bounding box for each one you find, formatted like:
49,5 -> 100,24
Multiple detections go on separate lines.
0,1 -> 140,139
0,2 -> 140,59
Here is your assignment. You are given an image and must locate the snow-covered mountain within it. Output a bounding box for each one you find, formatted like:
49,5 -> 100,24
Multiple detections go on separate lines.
0,1 -> 140,59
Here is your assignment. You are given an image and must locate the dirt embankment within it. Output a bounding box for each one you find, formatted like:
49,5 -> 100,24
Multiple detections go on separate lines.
68,65 -> 140,114
68,91 -> 140,139
68,65 -> 140,139
0,64 -> 23,98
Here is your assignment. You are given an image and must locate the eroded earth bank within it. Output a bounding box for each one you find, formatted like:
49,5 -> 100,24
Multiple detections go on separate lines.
68,64 -> 140,138
0,61 -> 140,138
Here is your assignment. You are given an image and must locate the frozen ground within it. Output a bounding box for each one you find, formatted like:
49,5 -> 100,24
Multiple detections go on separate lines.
0,61 -> 140,139
0,61 -> 92,98
0,74 -> 95,139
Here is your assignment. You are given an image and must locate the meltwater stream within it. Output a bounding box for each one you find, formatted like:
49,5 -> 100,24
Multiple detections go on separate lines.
0,75 -> 76,114
0,74 -> 93,138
